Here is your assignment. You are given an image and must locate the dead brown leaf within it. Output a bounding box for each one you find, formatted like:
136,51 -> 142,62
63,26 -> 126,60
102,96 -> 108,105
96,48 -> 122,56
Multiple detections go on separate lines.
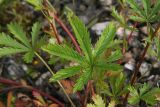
60,80 -> 74,94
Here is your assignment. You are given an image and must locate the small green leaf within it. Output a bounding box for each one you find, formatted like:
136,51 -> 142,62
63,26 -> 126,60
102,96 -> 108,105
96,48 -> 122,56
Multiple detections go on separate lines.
96,62 -> 122,71
50,66 -> 81,82
106,50 -> 122,62
31,22 -> 41,48
23,50 -> 34,63
43,44 -> 84,63
141,92 -> 157,105
87,95 -> 105,107
74,69 -> 91,92
7,23 -> 30,48
126,0 -> 145,17
141,87 -> 160,105
128,86 -> 140,105
27,0 -> 43,10
0,33 -> 28,49
94,23 -> 116,57
35,36 -> 47,49
0,47 -> 28,57
142,0 -> 151,15
111,7 -> 126,27
139,83 -> 150,96
129,15 -> 146,22
149,0 -> 160,18
67,11 -> 92,61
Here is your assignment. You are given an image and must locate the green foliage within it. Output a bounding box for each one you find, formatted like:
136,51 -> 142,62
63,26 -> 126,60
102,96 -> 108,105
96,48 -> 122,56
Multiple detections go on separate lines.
94,23 -> 116,58
96,72 -> 127,104
111,7 -> 132,30
27,0 -> 43,10
44,44 -> 84,63
128,83 -> 160,105
87,95 -> 105,107
0,22 -> 45,63
8,23 -> 31,48
68,11 -> 92,62
43,12 -> 122,92
127,0 -> 160,22
50,66 -> 82,81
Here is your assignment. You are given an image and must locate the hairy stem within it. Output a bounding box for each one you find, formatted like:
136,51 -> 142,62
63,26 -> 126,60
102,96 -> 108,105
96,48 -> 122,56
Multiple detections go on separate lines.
35,52 -> 76,107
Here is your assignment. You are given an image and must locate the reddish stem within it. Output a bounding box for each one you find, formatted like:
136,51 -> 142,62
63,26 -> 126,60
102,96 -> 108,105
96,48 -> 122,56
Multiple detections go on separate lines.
43,0 -> 81,53
127,22 -> 138,43
0,77 -> 64,107
84,81 -> 91,106
53,15 -> 81,53
123,24 -> 160,105
43,0 -> 61,44
50,23 -> 61,44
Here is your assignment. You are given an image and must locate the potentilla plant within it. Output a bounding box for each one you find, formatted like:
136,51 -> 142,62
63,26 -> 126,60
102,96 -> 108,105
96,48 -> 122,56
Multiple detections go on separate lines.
0,0 -> 159,106
43,11 -> 122,92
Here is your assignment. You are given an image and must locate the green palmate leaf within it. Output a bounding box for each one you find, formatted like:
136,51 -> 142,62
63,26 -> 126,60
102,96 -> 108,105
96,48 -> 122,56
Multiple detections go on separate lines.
0,33 -> 28,49
27,0 -> 42,10
129,15 -> 146,22
115,73 -> 125,93
67,12 -> 92,61
96,61 -> 122,71
23,50 -> 34,63
7,23 -> 30,48
31,22 -> 41,48
96,80 -> 112,96
141,92 -> 157,105
50,66 -> 81,82
106,50 -> 122,62
94,23 -> 116,57
149,0 -> 160,18
74,69 -> 91,92
0,47 -> 28,57
128,86 -> 140,105
141,88 -> 160,105
109,73 -> 126,96
142,0 -> 151,15
149,15 -> 160,22
87,95 -> 106,107
43,44 -> 84,63
126,0 -> 145,17
35,36 -> 47,49
111,7 -> 126,27
139,83 -> 150,96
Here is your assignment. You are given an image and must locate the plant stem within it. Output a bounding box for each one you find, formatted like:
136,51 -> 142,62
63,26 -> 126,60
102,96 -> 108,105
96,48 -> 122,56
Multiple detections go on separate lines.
53,14 -> 81,53
123,23 -> 160,104
127,22 -> 138,43
35,52 -> 76,107
43,0 -> 81,53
